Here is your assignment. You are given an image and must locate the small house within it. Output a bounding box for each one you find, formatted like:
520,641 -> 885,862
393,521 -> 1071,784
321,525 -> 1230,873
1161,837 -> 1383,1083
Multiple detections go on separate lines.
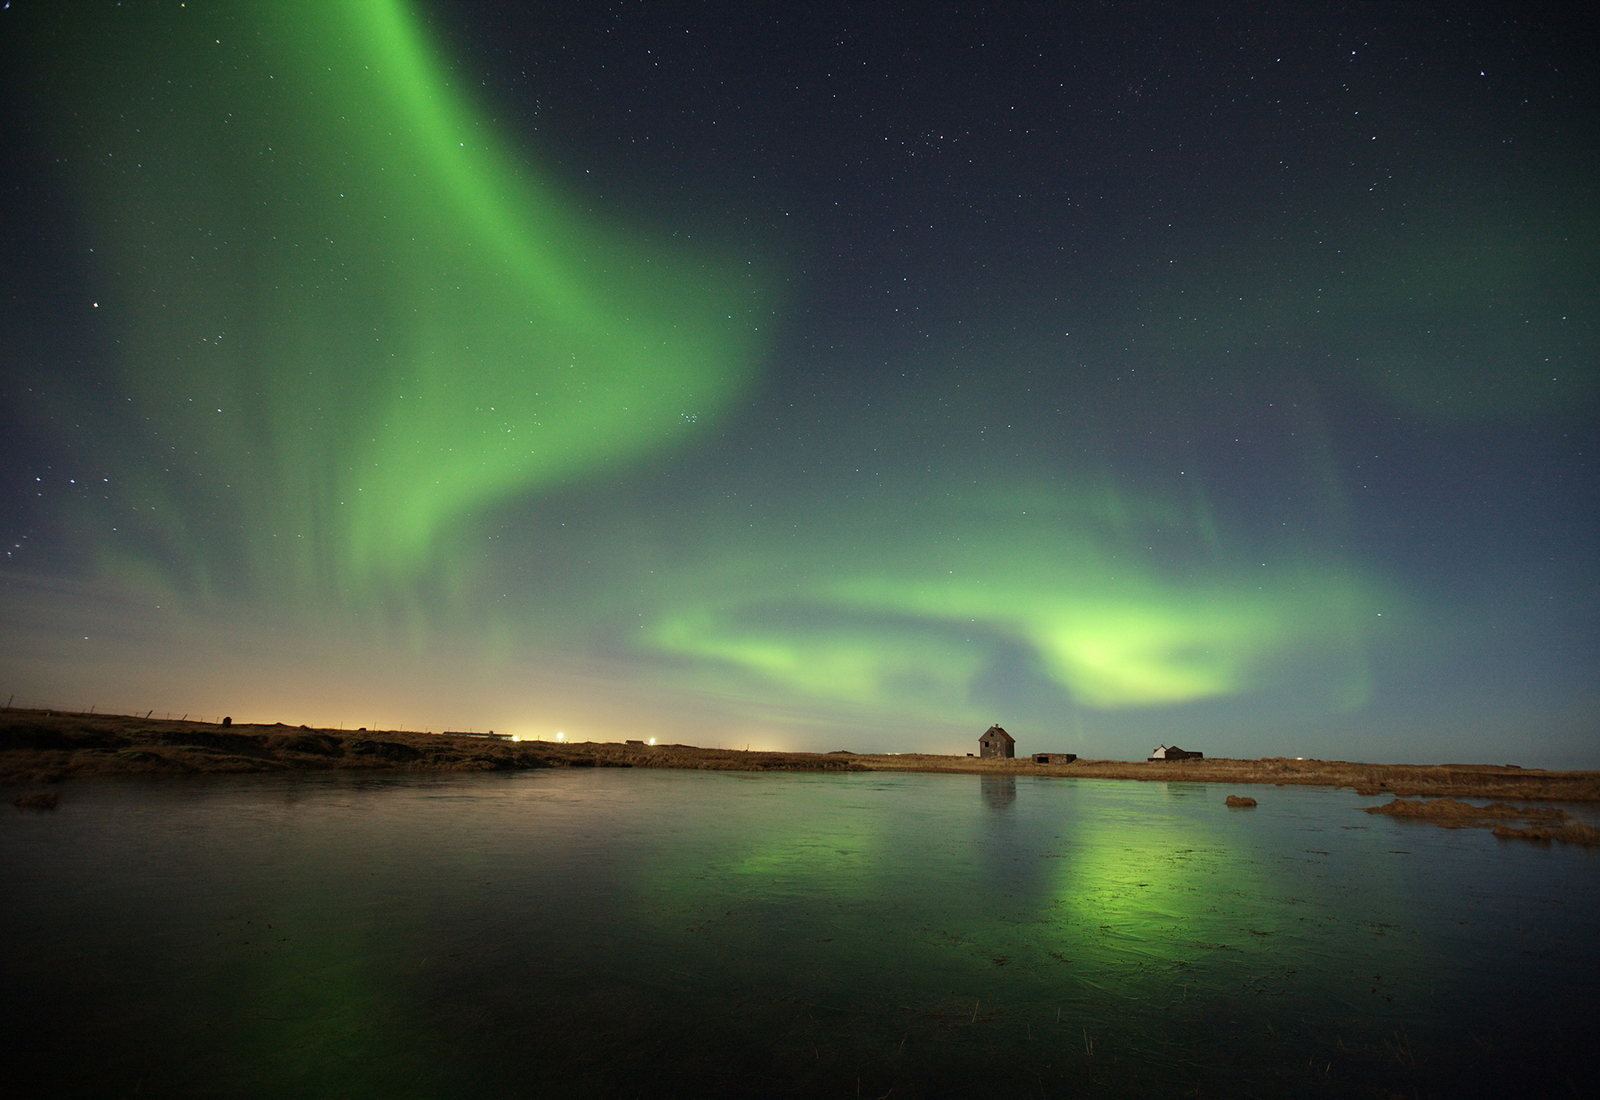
1148,744 -> 1203,761
978,724 -> 1015,759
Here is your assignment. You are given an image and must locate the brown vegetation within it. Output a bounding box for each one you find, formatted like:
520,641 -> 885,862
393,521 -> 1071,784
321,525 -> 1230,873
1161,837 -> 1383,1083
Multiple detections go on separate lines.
1224,795 -> 1257,808
1365,797 -> 1600,846
855,752 -> 1600,802
1490,821 -> 1600,845
0,709 -> 872,784
3,711 -> 1598,809
1363,797 -> 1563,825
12,789 -> 58,810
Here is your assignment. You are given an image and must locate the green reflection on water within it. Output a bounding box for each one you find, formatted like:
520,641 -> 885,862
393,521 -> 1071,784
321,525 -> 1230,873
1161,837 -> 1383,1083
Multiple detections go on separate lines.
3,771 -> 1594,1099
229,925 -> 432,1096
611,773 -> 1458,1084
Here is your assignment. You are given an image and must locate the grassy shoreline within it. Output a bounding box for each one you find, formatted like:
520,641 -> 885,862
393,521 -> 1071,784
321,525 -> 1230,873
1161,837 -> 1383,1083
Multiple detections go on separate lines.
5,708 -> 1597,803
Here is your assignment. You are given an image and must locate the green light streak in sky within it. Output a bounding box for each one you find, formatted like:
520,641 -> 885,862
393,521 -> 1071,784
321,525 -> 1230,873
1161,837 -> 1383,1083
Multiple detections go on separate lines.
652,608 -> 989,713
644,488 -> 1386,717
832,562 -> 1375,710
54,0 -> 767,604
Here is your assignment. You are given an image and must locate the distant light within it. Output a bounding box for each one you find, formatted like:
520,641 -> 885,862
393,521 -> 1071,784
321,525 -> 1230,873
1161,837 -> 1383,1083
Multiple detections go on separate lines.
648,737 -> 657,746
556,732 -> 565,742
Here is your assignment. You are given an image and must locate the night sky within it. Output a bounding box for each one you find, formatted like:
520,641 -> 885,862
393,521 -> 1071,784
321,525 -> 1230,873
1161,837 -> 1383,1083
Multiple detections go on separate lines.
2,1 -> 1595,764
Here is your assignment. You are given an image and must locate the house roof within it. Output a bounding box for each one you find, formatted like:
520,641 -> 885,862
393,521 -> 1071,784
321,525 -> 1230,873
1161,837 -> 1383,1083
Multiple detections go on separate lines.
982,724 -> 1015,742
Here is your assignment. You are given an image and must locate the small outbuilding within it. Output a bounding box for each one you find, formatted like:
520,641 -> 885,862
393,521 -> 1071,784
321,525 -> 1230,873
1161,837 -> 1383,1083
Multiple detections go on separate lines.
1032,752 -> 1078,765
978,724 -> 1015,759
1148,744 -> 1203,761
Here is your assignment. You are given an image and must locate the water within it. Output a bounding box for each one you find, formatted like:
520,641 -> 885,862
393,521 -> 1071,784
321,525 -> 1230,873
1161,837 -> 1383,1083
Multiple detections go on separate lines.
3,769 -> 1596,1097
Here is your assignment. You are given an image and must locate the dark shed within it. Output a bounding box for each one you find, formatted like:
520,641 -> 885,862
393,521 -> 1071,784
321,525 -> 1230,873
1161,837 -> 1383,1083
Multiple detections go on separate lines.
1148,744 -> 1204,761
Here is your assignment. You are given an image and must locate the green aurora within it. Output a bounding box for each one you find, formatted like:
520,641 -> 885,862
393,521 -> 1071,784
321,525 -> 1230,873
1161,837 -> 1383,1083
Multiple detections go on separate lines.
27,0 -> 769,600
2,1 -> 1594,761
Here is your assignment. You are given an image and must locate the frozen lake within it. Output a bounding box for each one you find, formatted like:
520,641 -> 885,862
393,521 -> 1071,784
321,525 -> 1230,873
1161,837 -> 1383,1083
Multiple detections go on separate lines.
4,768 -> 1596,1097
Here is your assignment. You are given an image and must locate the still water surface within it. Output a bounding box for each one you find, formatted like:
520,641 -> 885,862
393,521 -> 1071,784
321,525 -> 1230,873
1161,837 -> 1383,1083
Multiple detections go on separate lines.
4,769 -> 1596,1097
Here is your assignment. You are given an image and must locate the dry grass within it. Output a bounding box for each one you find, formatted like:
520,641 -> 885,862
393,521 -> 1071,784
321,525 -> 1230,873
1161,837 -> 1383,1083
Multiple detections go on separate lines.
0,709 -> 873,783
1365,797 -> 1600,845
852,752 -> 1600,802
1364,797 -> 1566,825
3,710 -> 1598,807
11,789 -> 58,810
1490,821 -> 1600,845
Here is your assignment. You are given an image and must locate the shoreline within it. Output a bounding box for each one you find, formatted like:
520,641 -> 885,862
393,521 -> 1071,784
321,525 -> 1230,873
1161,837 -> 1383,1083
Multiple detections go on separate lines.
5,708 -> 1598,802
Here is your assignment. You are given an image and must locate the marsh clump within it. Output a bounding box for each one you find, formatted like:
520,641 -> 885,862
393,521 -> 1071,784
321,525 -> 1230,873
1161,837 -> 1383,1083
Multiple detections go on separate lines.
1491,821 -> 1600,846
347,739 -> 423,762
1365,798 -> 1564,826
13,790 -> 58,810
266,732 -> 343,756
1365,797 -> 1597,843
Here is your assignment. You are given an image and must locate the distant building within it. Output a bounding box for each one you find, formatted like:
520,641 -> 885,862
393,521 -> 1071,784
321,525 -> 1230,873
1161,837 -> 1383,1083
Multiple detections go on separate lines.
1032,752 -> 1077,764
1148,744 -> 1203,761
979,724 -> 1015,759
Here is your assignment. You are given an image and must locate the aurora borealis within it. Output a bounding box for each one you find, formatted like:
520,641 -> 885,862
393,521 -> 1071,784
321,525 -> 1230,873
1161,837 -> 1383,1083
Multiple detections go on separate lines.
2,1 -> 1595,763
